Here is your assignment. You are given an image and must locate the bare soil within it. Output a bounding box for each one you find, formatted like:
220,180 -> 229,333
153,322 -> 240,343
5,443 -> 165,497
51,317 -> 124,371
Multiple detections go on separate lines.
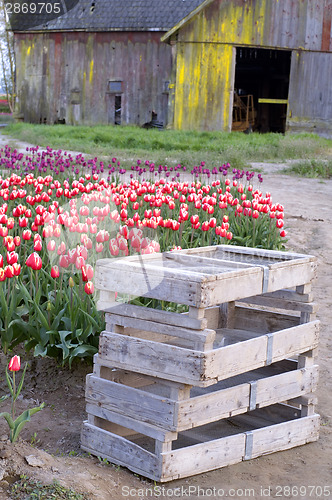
0,140 -> 331,499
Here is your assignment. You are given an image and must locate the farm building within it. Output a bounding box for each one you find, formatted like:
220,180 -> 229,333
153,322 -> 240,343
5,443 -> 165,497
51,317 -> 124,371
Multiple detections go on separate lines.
11,0 -> 332,135
11,0 -> 203,126
162,0 -> 332,135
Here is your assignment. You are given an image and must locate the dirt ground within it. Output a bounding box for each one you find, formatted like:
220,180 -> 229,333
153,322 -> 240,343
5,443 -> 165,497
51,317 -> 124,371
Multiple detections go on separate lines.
0,135 -> 331,499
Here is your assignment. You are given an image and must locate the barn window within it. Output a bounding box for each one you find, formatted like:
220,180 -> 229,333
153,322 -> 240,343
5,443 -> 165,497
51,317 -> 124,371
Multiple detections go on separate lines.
108,80 -> 122,93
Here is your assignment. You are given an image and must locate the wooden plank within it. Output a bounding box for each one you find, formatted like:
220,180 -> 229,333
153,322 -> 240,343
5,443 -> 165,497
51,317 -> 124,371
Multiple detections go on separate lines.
81,422 -> 161,480
85,374 -> 176,428
85,402 -> 177,442
255,366 -> 319,409
206,335 -> 268,381
206,321 -> 319,381
103,302 -> 207,330
200,272 -> 263,307
177,365 -> 318,430
233,305 -> 299,333
261,289 -> 313,303
248,415 -> 320,459
104,313 -> 215,349
177,383 -> 250,430
98,331 -> 207,385
238,296 -> 318,314
161,433 -> 246,481
271,321 -> 320,363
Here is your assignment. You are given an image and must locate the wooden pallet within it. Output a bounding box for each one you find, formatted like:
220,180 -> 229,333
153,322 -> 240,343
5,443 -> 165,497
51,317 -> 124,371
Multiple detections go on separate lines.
81,398 -> 319,482
95,245 -> 317,309
86,351 -> 318,432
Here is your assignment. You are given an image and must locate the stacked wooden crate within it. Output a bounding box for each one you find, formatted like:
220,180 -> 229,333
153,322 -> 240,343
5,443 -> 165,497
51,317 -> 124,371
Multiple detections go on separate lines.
81,245 -> 320,482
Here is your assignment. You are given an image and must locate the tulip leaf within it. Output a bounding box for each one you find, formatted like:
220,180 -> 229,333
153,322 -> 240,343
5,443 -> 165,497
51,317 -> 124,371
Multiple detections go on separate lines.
5,369 -> 14,398
10,403 -> 45,443
13,362 -> 28,402
0,411 -> 14,430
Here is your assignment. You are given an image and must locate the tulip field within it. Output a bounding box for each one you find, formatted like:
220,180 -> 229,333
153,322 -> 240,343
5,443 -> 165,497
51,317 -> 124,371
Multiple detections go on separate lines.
0,144 -> 286,366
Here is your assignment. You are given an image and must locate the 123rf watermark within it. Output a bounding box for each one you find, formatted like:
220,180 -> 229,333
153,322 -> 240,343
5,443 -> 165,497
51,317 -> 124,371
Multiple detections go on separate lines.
122,485 -> 331,498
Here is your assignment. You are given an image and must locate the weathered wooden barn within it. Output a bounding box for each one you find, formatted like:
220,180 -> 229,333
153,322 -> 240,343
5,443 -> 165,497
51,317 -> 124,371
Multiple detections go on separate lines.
12,0 -> 203,126
162,0 -> 332,135
12,0 -> 332,135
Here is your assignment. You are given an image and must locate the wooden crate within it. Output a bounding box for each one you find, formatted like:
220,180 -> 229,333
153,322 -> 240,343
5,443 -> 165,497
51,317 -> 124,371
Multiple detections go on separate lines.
81,397 -> 320,482
97,298 -> 319,385
82,245 -> 320,481
95,245 -> 317,309
86,351 -> 318,433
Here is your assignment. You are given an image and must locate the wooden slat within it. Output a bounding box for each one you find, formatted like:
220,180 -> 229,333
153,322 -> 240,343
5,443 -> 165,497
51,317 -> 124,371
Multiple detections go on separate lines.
161,433 -> 246,481
81,422 -> 161,480
238,296 -> 318,314
261,289 -> 313,303
104,313 -> 215,349
98,331 -> 207,385
233,304 -> 300,332
206,321 -> 319,381
248,414 -> 320,459
85,374 -> 176,428
104,302 -> 207,330
271,321 -> 320,363
85,402 -> 177,442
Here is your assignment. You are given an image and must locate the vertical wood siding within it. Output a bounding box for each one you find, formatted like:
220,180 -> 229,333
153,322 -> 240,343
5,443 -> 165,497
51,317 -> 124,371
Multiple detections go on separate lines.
171,0 -> 332,133
15,31 -> 172,126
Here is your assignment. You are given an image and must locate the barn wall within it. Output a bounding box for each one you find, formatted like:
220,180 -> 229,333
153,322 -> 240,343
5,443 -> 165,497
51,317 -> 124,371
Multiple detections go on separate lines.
287,50 -> 332,136
173,42 -> 234,130
177,0 -> 332,51
15,31 -> 172,126
170,0 -> 332,133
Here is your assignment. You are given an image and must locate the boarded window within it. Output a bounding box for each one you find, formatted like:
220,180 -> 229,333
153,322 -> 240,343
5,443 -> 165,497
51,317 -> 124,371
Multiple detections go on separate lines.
108,81 -> 122,93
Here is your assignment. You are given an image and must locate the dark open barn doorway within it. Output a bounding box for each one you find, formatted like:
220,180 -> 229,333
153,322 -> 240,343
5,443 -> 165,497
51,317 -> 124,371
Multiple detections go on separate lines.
232,47 -> 291,133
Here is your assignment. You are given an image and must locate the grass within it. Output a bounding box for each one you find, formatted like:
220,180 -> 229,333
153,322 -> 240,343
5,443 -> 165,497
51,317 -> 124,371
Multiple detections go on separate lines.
10,475 -> 91,499
281,159 -> 332,179
3,123 -> 332,171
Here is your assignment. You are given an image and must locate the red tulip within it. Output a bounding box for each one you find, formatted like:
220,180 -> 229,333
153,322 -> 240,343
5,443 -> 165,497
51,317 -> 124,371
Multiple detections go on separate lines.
22,229 -> 32,241
26,252 -> 42,271
84,281 -> 94,295
4,265 -> 14,278
8,355 -> 20,371
12,263 -> 21,276
51,265 -> 60,278
47,240 -> 56,252
0,255 -> 3,267
0,268 -> 6,281
7,251 -> 18,265
59,255 -> 70,268
34,239 -> 42,252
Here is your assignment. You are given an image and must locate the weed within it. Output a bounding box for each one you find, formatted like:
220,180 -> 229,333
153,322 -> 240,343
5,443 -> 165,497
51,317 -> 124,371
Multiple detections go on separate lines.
10,475 -> 91,499
281,159 -> 332,179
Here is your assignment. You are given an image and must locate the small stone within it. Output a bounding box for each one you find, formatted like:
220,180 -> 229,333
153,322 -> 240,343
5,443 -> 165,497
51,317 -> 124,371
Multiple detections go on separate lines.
51,466 -> 59,473
0,436 -> 8,442
0,448 -> 10,459
25,455 -> 45,467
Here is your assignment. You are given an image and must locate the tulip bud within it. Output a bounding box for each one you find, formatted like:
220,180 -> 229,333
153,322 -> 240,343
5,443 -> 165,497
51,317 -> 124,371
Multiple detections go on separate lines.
69,276 -> 75,288
8,355 -> 20,372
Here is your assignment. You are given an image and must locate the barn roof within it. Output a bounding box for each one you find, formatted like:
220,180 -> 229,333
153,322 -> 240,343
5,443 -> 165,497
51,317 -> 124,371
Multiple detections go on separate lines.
11,0 -> 205,32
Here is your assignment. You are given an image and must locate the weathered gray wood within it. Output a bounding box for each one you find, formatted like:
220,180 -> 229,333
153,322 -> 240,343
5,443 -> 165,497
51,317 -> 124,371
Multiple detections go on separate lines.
81,422 -> 161,480
233,304 -> 300,333
206,321 -> 319,381
161,433 -> 246,480
104,313 -> 216,350
238,296 -> 318,314
270,320 -> 320,364
85,374 -> 176,428
261,289 -> 313,303
85,402 -> 177,441
104,302 -> 207,330
255,366 -> 319,409
97,290 -> 116,311
248,415 -> 320,459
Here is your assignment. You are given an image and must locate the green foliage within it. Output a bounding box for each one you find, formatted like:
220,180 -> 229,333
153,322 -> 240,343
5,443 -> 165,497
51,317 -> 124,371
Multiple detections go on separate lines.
282,159 -> 332,179
10,475 -> 91,499
4,123 -> 332,171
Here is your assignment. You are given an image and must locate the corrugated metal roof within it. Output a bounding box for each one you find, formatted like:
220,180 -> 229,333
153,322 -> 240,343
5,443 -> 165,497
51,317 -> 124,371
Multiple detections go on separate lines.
10,0 -> 205,32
